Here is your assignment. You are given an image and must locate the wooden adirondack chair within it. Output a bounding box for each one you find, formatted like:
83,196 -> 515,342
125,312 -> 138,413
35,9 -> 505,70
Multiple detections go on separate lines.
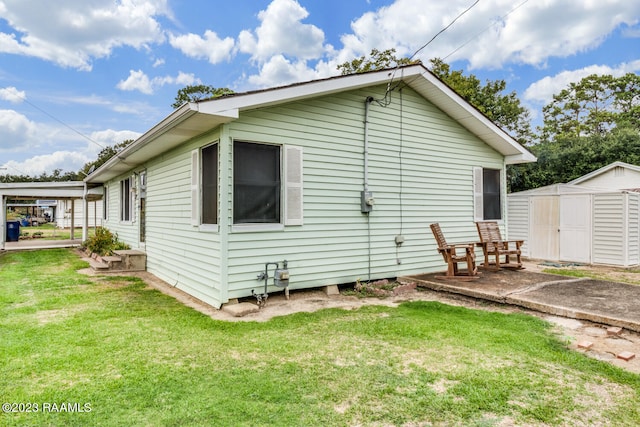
475,221 -> 523,270
430,223 -> 478,279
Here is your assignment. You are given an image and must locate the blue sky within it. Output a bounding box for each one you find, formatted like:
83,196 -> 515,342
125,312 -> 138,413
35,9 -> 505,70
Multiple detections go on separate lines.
1,0 -> 639,176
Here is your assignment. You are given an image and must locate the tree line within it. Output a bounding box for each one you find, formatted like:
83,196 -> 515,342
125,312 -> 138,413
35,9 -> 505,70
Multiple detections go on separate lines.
3,49 -> 638,193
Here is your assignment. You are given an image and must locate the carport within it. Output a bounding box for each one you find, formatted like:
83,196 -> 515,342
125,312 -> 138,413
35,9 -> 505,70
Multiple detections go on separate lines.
0,182 -> 103,250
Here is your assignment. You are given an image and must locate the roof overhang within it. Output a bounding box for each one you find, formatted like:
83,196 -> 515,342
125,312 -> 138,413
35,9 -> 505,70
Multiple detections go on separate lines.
399,67 -> 535,165
0,181 -> 103,201
86,106 -> 238,183
86,64 -> 534,184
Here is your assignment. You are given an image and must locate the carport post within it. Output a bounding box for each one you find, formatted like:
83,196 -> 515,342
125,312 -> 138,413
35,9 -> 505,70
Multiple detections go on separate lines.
0,193 -> 6,250
70,199 -> 75,240
82,183 -> 88,242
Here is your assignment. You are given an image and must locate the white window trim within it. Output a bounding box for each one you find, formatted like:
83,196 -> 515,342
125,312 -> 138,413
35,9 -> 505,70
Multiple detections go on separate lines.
120,176 -> 135,223
473,166 -> 503,222
191,149 -> 200,226
231,223 -> 285,233
230,141 -> 303,230
103,184 -> 108,221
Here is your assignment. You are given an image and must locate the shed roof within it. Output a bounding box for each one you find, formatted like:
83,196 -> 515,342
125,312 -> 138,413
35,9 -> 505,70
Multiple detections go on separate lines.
86,64 -> 535,184
568,161 -> 640,185
508,183 -> 619,196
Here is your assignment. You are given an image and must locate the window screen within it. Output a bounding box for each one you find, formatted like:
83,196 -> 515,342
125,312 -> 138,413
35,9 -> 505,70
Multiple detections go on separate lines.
234,142 -> 281,224
201,144 -> 218,224
120,177 -> 132,221
482,168 -> 501,220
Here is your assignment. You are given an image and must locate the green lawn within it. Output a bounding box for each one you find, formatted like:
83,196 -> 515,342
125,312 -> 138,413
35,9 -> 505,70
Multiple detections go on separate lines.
1,249 -> 639,426
17,223 -> 96,240
542,266 -> 640,286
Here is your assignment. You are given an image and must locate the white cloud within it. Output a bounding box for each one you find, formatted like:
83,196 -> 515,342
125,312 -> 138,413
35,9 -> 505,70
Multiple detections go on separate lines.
117,70 -> 200,94
523,60 -> 640,106
1,151 -> 91,176
0,107 -> 143,174
236,0 -> 640,90
0,86 -> 26,103
117,70 -> 154,94
169,30 -> 235,64
246,55 -> 325,87
0,109 -> 39,151
0,0 -> 170,70
336,0 -> 640,70
237,0 -> 327,62
90,129 -> 141,148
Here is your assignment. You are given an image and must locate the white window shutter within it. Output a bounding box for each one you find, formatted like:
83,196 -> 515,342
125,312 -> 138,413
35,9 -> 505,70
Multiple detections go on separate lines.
191,149 -> 200,226
130,176 -> 136,223
284,145 -> 303,226
473,167 -> 484,221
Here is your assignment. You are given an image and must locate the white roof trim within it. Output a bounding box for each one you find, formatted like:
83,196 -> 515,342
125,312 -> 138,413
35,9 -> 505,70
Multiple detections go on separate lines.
87,64 -> 534,183
0,181 -> 103,200
568,161 -> 640,185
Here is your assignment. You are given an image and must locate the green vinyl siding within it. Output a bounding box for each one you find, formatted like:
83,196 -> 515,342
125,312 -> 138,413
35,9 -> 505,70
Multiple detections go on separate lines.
104,130 -> 225,308
103,83 -> 506,307
223,85 -> 503,299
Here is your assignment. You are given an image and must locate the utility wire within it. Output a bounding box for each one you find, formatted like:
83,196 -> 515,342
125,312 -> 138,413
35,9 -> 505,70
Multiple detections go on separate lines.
13,91 -> 106,150
442,0 -> 530,62
409,0 -> 480,62
381,0 -> 481,105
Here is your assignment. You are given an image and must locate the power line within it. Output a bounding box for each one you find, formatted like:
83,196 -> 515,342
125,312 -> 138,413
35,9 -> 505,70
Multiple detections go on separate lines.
381,0 -> 482,105
409,0 -> 481,61
12,91 -> 106,150
442,0 -> 531,62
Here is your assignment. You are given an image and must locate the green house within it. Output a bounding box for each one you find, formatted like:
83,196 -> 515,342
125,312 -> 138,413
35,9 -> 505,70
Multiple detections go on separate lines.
85,64 -> 535,308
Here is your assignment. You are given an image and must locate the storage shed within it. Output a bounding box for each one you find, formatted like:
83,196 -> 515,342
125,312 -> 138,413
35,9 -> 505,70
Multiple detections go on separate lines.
508,162 -> 640,266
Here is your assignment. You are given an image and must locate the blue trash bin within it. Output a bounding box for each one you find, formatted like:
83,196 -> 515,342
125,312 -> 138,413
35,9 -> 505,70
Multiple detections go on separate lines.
6,221 -> 20,242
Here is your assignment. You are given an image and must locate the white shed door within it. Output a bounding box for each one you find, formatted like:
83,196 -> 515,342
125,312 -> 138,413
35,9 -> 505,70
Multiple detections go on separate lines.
559,195 -> 591,263
530,196 -> 560,260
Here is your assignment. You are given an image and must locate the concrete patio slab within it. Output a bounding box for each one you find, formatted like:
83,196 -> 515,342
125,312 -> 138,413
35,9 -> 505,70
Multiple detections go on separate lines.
402,269 -> 640,333
2,239 -> 82,251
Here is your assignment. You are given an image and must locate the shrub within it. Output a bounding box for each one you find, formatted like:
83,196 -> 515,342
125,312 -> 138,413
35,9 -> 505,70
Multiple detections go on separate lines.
82,227 -> 130,256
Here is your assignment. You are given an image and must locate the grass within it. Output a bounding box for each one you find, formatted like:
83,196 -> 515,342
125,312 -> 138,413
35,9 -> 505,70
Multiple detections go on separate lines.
1,249 -> 640,426
543,265 -> 640,286
17,223 -> 96,240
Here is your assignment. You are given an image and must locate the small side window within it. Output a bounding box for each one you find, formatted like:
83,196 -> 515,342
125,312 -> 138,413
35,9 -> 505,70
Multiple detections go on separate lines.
473,167 -> 502,221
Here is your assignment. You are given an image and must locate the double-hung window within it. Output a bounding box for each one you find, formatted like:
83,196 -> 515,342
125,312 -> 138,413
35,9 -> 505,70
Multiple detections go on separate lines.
120,176 -> 134,222
473,167 -> 502,221
201,144 -> 218,224
191,141 -> 303,228
234,142 -> 281,224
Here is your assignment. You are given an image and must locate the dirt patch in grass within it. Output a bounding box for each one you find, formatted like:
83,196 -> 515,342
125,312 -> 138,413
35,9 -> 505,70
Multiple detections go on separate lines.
36,304 -> 92,325
76,260 -> 640,375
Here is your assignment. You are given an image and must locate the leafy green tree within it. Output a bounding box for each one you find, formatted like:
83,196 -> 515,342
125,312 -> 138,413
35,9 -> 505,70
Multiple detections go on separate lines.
541,73 -> 640,141
511,73 -> 640,192
612,73 -> 640,131
337,48 -> 420,75
429,58 -> 532,145
172,85 -> 234,109
79,139 -> 135,177
338,53 -> 531,145
509,127 -> 640,192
